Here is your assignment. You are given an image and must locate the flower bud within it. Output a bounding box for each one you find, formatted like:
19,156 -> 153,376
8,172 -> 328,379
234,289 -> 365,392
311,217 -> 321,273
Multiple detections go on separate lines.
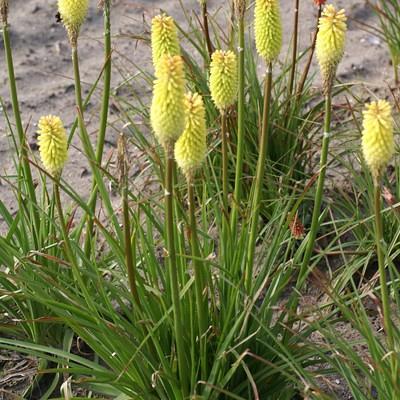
314,0 -> 326,6
361,100 -> 394,182
235,0 -> 247,19
316,5 -> 347,94
58,0 -> 89,47
151,14 -> 180,75
0,0 -> 8,25
175,93 -> 207,179
150,55 -> 186,148
254,0 -> 282,63
209,50 -> 238,111
37,115 -> 68,176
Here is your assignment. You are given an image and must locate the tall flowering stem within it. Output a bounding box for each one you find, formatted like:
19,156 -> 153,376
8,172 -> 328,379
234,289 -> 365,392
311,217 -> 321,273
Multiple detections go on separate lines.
118,133 -> 141,308
164,145 -> 188,394
84,0 -> 112,256
294,4 -> 347,298
209,50 -> 238,216
245,64 -> 273,291
361,100 -> 397,384
175,92 -> 208,379
1,3 -> 39,237
245,0 -> 282,292
151,55 -> 188,394
37,114 -> 92,306
295,93 -> 332,289
231,0 -> 246,230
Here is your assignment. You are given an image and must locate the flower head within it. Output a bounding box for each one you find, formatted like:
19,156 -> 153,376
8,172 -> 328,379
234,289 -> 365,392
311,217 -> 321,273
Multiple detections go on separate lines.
254,0 -> 282,63
361,100 -> 394,181
37,115 -> 68,176
175,93 -> 207,179
58,0 -> 89,46
314,0 -> 326,6
209,50 -> 238,111
234,0 -> 247,18
150,55 -> 186,148
151,14 -> 180,75
316,5 -> 347,94
0,0 -> 8,24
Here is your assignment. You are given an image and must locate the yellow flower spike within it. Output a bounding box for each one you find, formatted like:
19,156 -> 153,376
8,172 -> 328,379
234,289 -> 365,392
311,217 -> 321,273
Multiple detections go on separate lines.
0,0 -> 8,24
175,93 -> 207,179
316,5 -> 347,94
362,100 -> 394,182
150,55 -> 186,148
209,50 -> 238,111
37,115 -> 68,176
254,0 -> 282,63
151,14 -> 180,74
58,0 -> 89,47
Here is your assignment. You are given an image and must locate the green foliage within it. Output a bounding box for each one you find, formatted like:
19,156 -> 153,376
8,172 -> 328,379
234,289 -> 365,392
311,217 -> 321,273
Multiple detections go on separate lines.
367,0 -> 400,83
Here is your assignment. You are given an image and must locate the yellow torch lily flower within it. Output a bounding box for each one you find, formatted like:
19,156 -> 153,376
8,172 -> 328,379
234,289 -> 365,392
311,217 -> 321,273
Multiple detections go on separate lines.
151,14 -> 180,75
316,5 -> 347,94
150,55 -> 186,148
362,100 -> 394,181
209,50 -> 238,111
37,115 -> 68,176
58,0 -> 89,46
175,93 -> 207,179
254,0 -> 282,63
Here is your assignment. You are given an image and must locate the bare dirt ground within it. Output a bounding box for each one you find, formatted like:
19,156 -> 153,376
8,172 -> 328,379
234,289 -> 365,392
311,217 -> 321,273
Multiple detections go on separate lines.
0,0 -> 396,398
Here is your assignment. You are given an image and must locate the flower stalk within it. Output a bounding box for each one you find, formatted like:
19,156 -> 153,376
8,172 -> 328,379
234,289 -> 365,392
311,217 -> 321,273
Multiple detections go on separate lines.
165,144 -> 189,395
118,133 -> 141,308
2,7 -> 39,238
245,63 -> 273,292
84,0 -> 112,256
188,174 -> 208,379
174,92 -> 208,379
291,4 -> 346,312
296,92 -> 332,289
231,2 -> 246,230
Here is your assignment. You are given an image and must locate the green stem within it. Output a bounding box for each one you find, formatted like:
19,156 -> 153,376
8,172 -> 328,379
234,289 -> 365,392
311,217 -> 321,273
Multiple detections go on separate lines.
83,0 -> 112,257
54,181 -> 93,308
221,110 -> 229,213
188,176 -> 208,380
123,175 -> 140,309
296,93 -> 332,293
245,64 -> 273,293
374,183 -> 398,392
231,12 -> 246,230
2,22 -> 39,234
165,144 -> 189,395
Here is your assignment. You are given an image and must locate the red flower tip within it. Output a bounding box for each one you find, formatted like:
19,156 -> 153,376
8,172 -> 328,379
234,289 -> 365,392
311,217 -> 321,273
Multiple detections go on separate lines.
314,0 -> 327,6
